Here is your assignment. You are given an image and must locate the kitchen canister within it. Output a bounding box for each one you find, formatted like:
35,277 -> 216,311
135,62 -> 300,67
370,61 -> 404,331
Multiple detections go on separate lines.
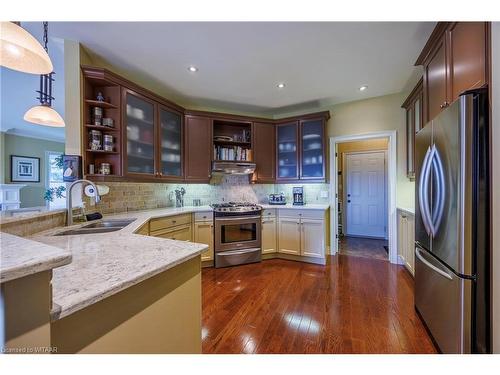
99,163 -> 111,175
103,135 -> 114,151
89,130 -> 102,150
92,107 -> 103,126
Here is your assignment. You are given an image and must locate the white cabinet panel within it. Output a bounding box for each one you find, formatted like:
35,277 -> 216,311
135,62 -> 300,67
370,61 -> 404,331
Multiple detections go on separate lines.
194,221 -> 214,261
262,217 -> 277,254
300,219 -> 325,258
278,217 -> 301,255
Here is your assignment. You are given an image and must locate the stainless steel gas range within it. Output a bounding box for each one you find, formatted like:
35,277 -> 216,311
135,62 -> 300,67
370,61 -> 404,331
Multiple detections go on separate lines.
211,202 -> 262,268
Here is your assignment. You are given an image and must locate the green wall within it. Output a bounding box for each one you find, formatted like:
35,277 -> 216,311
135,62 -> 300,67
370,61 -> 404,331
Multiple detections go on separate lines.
1,133 -> 65,208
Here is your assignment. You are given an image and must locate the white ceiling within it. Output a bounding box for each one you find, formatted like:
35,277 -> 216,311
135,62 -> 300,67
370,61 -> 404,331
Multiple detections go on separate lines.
49,22 -> 435,115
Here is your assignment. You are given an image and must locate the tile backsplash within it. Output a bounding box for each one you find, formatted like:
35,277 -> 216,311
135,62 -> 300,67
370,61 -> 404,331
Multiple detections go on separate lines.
88,175 -> 329,214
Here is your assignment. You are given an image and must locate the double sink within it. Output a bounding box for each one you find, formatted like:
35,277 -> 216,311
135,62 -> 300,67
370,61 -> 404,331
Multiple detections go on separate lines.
54,219 -> 136,236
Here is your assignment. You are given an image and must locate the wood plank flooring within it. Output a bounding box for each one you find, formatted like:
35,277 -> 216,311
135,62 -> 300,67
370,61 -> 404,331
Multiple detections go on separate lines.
202,255 -> 437,354
339,236 -> 389,261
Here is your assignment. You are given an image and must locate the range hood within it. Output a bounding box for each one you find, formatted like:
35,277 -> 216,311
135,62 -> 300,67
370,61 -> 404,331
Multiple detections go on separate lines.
211,161 -> 256,175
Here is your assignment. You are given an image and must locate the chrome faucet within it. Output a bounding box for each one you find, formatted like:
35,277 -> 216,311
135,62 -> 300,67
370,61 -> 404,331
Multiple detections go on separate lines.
66,179 -> 101,226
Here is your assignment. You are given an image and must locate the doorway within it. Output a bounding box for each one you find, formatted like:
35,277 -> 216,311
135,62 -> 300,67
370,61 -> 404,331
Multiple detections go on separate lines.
344,150 -> 387,238
329,131 -> 398,263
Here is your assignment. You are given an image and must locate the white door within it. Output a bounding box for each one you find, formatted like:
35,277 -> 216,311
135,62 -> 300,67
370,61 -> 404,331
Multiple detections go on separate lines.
300,219 -> 325,258
345,151 -> 386,238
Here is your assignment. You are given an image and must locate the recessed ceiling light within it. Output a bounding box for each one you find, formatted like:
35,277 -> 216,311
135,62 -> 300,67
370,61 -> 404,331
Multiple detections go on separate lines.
188,66 -> 198,72
359,85 -> 368,91
277,83 -> 285,89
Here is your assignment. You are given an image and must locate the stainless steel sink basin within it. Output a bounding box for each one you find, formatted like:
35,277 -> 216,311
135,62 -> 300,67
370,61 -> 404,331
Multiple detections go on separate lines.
54,227 -> 124,236
82,219 -> 136,229
53,218 -> 136,236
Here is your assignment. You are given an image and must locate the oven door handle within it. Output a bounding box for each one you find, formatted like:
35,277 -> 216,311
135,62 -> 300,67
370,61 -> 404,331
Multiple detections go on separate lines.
217,248 -> 261,256
215,215 -> 262,221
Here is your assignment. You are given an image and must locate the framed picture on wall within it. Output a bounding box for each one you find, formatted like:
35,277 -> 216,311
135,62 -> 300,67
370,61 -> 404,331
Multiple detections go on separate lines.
10,155 -> 40,183
62,155 -> 82,182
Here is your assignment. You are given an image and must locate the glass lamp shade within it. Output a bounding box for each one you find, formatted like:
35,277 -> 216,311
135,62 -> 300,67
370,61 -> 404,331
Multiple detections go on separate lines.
24,105 -> 65,127
0,22 -> 53,74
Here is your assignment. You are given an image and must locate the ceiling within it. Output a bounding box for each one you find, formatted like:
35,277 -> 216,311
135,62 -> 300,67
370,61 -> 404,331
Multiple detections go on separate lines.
48,22 -> 435,116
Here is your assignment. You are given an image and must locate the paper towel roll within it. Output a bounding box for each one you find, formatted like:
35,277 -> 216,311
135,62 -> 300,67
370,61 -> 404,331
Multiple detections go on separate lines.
84,184 -> 109,197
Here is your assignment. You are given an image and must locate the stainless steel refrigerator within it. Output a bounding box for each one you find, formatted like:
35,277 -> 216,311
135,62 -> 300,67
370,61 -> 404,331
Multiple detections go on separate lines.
414,89 -> 490,354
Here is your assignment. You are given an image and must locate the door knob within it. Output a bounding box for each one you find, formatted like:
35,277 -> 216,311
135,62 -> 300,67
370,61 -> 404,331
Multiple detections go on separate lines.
348,200 -> 351,203
347,194 -> 351,197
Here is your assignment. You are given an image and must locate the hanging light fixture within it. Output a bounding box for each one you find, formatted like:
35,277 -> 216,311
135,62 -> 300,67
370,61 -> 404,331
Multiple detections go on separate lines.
0,21 -> 53,74
23,22 -> 65,128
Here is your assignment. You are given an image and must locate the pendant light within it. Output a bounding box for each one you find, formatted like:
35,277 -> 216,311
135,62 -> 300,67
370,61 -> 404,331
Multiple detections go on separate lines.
23,22 -> 65,128
0,21 -> 53,74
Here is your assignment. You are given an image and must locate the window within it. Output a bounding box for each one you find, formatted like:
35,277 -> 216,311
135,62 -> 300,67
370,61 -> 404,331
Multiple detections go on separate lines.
46,151 -> 65,208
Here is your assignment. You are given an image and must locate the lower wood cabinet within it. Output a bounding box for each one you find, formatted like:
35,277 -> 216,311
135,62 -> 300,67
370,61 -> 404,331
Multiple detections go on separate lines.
261,216 -> 278,254
278,217 -> 302,255
300,219 -> 326,258
194,221 -> 214,262
398,209 -> 415,275
153,224 -> 192,241
278,212 -> 327,259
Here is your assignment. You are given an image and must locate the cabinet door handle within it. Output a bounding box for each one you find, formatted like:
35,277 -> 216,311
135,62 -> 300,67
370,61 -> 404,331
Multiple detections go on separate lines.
440,101 -> 449,109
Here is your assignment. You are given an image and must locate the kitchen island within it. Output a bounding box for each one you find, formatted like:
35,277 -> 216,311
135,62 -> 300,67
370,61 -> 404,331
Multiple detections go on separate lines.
2,207 -> 211,354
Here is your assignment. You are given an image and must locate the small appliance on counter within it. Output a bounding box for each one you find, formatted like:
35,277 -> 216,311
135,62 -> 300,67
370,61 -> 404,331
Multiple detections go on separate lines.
293,186 -> 304,205
268,192 -> 286,205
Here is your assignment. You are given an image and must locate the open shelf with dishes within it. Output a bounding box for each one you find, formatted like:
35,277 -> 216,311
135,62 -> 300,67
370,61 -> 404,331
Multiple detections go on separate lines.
82,67 -> 122,178
213,119 -> 253,162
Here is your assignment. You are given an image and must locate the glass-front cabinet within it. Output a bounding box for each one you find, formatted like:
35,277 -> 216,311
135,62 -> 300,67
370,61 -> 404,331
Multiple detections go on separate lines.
276,118 -> 326,182
300,119 -> 325,179
158,106 -> 183,179
124,90 -> 156,177
276,122 -> 299,180
123,88 -> 184,180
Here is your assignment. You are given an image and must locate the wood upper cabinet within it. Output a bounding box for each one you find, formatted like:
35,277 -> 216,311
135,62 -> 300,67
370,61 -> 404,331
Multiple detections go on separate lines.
184,115 -> 212,182
276,122 -> 299,181
276,115 -> 327,182
402,78 -> 423,180
122,88 -> 185,181
123,88 -> 158,178
252,122 -> 275,182
300,118 -> 326,180
424,34 -> 449,122
449,22 -> 487,101
157,105 -> 183,180
417,22 -> 489,123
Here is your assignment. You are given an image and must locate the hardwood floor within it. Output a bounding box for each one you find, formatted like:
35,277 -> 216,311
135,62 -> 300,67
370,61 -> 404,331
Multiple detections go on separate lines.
202,255 -> 437,354
339,236 -> 389,261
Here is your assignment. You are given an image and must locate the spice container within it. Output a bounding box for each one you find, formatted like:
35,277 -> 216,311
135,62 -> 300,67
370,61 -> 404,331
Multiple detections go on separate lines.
99,163 -> 111,175
92,107 -> 103,126
102,118 -> 114,128
88,164 -> 95,174
89,130 -> 102,150
103,135 -> 114,151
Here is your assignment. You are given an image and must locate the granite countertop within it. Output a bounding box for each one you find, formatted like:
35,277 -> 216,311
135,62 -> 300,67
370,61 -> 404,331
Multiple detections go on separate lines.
0,232 -> 72,283
0,207 -> 66,225
397,207 -> 415,216
30,206 -> 212,321
260,203 -> 330,210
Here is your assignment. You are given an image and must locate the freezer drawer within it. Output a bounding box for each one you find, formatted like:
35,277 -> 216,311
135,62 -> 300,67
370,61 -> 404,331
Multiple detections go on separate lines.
415,246 -> 471,353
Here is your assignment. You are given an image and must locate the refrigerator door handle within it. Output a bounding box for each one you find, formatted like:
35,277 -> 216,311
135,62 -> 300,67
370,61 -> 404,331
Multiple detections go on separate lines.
419,146 -> 434,236
415,247 -> 453,280
431,145 -> 446,236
